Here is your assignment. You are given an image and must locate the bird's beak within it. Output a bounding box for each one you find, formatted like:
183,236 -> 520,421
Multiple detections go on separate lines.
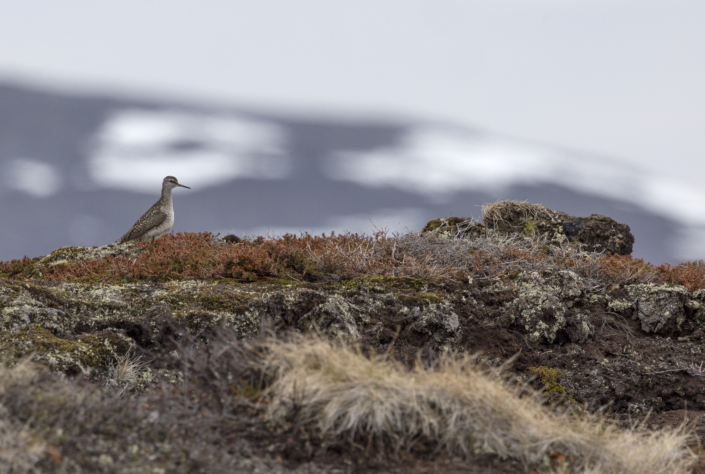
178,184 -> 191,189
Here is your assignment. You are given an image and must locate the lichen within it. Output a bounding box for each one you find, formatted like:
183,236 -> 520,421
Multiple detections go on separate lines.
504,271 -> 592,343
405,303 -> 461,349
0,325 -> 132,376
607,283 -> 689,334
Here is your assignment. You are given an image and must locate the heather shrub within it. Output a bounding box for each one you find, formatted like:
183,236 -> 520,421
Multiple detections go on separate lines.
2,230 -> 705,292
595,253 -> 659,286
656,260 -> 705,292
0,256 -> 33,278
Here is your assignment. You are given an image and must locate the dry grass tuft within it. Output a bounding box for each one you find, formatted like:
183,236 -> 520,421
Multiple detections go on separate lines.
482,200 -> 564,228
259,335 -> 695,473
0,329 -> 698,472
104,350 -> 147,395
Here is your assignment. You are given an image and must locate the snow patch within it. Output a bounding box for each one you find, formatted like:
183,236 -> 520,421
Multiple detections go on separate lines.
89,110 -> 290,192
326,125 -> 705,226
3,159 -> 62,197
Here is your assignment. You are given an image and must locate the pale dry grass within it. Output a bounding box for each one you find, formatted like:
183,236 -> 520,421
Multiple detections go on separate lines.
482,200 -> 563,228
105,349 -> 147,394
303,227 -> 626,290
259,336 -> 695,474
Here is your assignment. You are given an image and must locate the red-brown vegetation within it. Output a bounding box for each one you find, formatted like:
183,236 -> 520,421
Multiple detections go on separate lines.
656,260 -> 705,293
2,231 -> 705,292
596,253 -> 658,286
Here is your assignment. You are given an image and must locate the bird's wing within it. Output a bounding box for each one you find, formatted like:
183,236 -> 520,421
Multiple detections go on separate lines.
118,207 -> 168,243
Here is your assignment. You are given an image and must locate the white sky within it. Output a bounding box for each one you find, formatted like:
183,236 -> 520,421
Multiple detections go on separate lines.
0,1 -> 704,185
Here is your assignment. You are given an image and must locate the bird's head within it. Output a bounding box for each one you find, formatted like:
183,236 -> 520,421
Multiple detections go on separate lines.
163,176 -> 191,190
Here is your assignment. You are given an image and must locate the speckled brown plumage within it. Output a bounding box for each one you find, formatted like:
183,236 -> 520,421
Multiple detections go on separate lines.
118,176 -> 190,251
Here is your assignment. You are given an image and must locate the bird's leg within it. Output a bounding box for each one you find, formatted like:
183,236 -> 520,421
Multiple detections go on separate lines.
150,238 -> 155,255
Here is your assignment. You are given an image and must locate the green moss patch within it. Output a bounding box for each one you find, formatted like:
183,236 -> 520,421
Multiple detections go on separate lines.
529,366 -> 576,403
341,275 -> 428,293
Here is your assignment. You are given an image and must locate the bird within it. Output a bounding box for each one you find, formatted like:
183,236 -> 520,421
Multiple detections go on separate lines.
117,176 -> 190,254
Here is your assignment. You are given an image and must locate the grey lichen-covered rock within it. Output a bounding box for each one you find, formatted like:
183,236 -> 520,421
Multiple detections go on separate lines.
687,289 -> 705,324
0,324 -> 133,376
564,312 -> 592,344
482,201 -> 634,255
404,303 -> 461,349
26,242 -> 145,278
607,284 -> 690,334
0,276 -> 468,381
509,270 -> 592,343
299,295 -> 367,341
2,285 -> 71,335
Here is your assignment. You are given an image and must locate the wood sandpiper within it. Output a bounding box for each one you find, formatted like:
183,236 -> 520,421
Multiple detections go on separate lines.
118,176 -> 190,253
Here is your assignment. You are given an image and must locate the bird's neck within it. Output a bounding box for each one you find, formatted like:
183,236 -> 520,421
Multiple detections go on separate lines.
160,186 -> 173,203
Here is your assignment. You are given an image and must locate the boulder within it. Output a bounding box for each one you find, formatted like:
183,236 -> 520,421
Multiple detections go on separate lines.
507,270 -> 592,343
422,217 -> 487,238
607,284 -> 690,335
423,200 -> 634,255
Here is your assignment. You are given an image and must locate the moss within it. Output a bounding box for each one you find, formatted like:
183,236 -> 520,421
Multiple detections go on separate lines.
401,292 -> 442,305
1,325 -> 77,358
78,332 -> 132,367
418,292 -> 441,301
503,271 -> 522,281
523,220 -> 539,236
530,366 -> 576,403
185,312 -> 212,335
230,382 -> 260,401
195,287 -> 249,312
342,275 -> 427,293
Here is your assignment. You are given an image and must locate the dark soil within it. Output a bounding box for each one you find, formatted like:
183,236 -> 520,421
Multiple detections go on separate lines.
3,272 -> 705,473
235,276 -> 705,473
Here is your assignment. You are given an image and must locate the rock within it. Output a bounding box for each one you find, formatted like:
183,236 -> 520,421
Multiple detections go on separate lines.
686,288 -> 705,325
508,270 -> 592,344
607,284 -> 690,334
299,294 -> 367,341
404,303 -> 461,349
222,234 -> 242,244
423,201 -> 635,255
0,324 -> 132,376
0,277 -> 467,381
561,214 -> 634,255
422,217 -> 486,238
38,242 -> 144,267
